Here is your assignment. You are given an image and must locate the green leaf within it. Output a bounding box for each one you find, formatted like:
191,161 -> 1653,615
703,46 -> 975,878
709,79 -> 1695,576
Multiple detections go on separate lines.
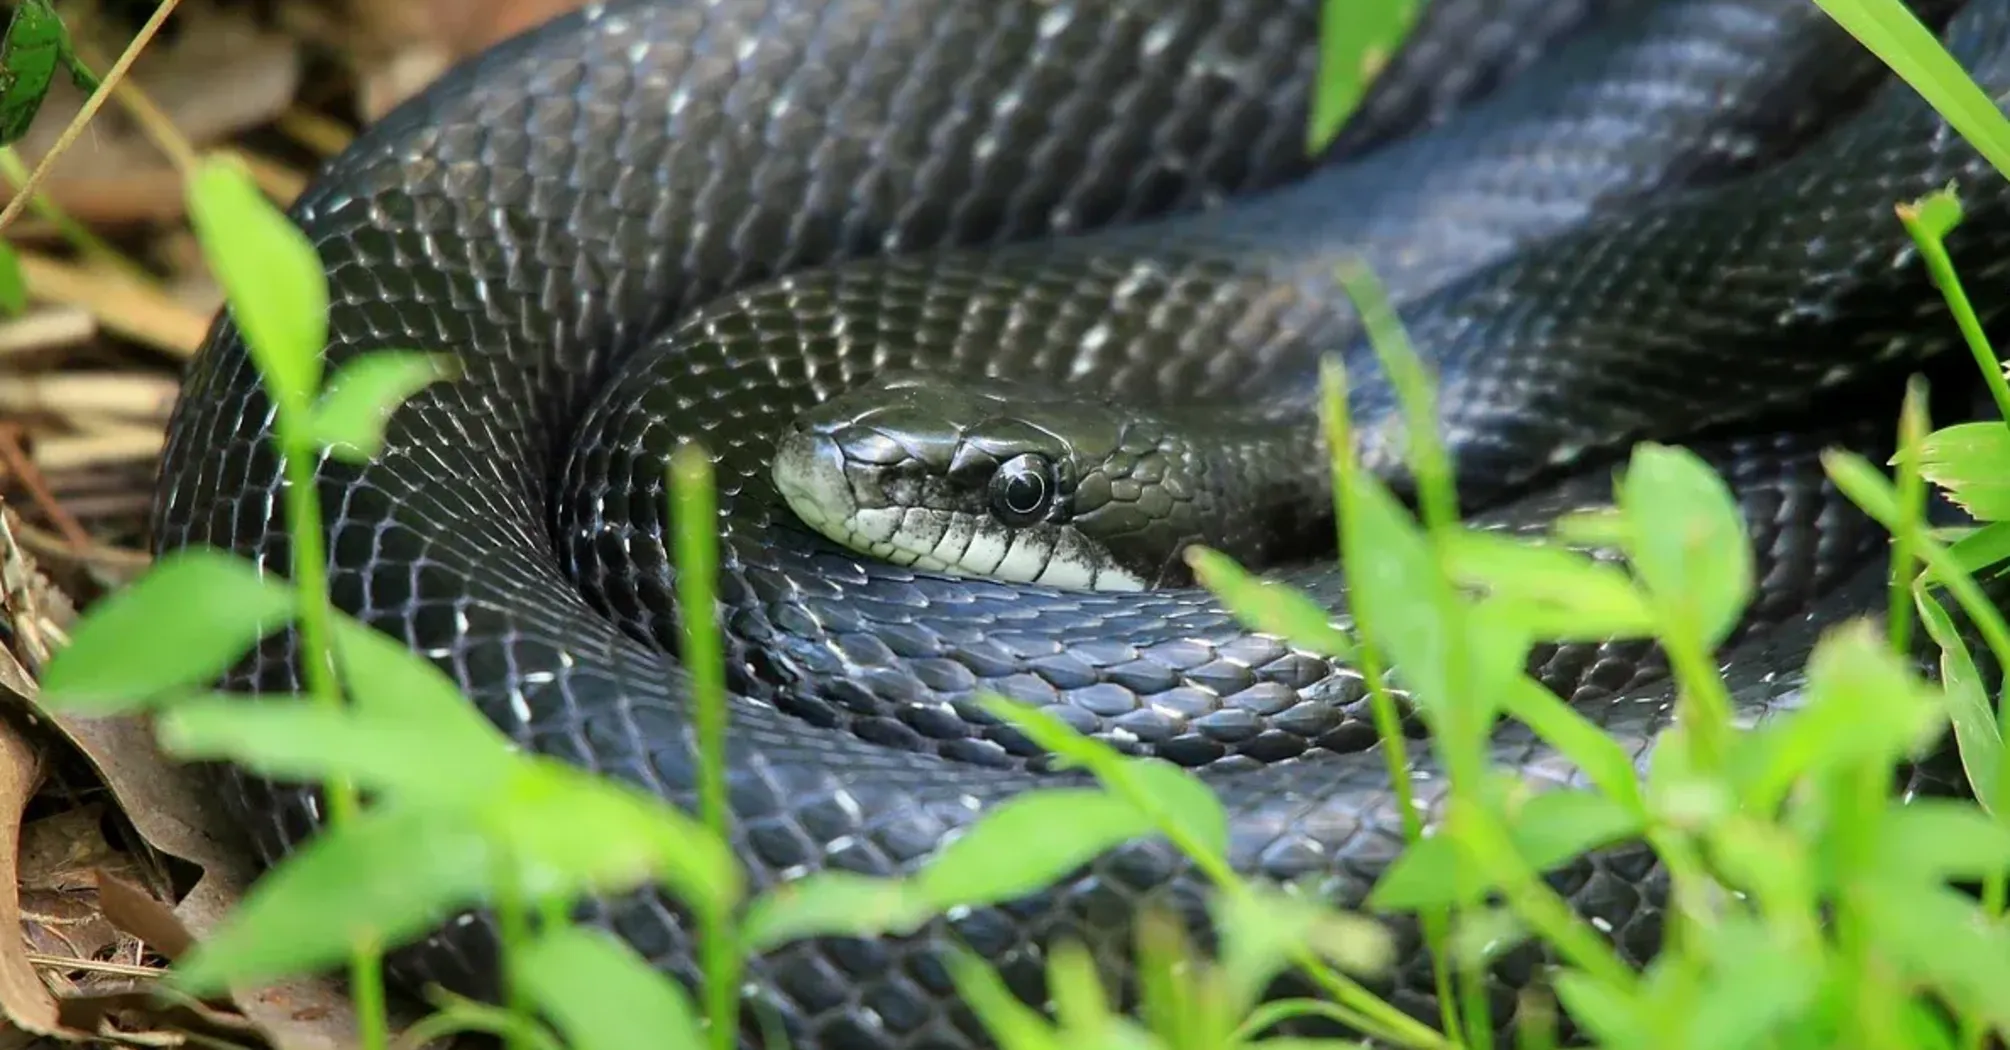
1187,546 -> 1352,658
154,695 -> 512,807
1680,916 -> 1820,1050
1617,443 -> 1753,651
170,805 -> 491,994
1308,0 -> 1419,152
1216,888 -> 1392,1015
1914,586 -> 2001,813
1873,798 -> 2010,881
739,872 -> 932,953
0,241 -> 24,315
38,549 -> 295,713
1732,620 -> 1946,812
1824,449 -> 1902,525
1369,788 -> 1642,911
1702,816 -> 1813,922
1859,881 -> 2010,1035
980,698 -> 1230,862
484,758 -> 743,916
1506,788 -> 1644,877
515,926 -> 704,1050
0,0 -> 82,145
1947,519 -> 2010,575
1046,940 -> 1115,1036
912,788 -> 1157,910
1912,421 -> 2010,520
327,613 -> 513,747
1335,469 -> 1456,711
945,947 -> 1061,1050
307,351 -> 458,462
1441,530 -> 1654,640
1552,971 -> 1646,1048
186,156 -> 328,411
1446,907 -> 1527,969
1497,676 -> 1645,816
1551,508 -> 1627,548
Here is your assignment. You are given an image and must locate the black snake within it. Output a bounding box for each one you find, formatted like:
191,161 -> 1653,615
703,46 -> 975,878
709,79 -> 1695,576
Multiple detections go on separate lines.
149,0 -> 2010,1045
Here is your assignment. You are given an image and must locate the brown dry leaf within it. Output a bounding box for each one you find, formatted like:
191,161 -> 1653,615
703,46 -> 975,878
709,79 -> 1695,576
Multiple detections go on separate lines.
0,709 -> 57,1036
18,805 -> 143,981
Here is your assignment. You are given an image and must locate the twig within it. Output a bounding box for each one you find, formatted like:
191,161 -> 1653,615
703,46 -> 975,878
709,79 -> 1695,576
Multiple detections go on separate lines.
0,422 -> 90,549
0,0 -> 187,237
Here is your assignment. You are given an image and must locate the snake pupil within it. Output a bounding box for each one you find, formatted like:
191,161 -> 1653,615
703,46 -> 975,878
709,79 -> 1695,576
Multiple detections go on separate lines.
989,453 -> 1054,526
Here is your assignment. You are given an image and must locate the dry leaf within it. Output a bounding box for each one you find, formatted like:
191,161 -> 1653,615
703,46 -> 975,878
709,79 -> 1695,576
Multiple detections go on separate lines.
0,710 -> 57,1035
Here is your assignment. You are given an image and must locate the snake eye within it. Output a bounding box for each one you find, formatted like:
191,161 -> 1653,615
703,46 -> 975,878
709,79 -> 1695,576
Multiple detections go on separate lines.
988,453 -> 1056,526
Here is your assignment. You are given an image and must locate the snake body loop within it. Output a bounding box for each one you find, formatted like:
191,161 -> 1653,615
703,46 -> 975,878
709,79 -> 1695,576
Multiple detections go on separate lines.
154,0 -> 2010,1045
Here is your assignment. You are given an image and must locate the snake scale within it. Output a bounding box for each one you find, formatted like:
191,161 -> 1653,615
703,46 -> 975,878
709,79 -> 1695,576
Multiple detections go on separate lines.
148,0 -> 2010,1045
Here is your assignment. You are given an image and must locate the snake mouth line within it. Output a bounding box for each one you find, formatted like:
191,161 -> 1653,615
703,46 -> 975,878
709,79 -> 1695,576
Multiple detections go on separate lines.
773,428 -> 1148,591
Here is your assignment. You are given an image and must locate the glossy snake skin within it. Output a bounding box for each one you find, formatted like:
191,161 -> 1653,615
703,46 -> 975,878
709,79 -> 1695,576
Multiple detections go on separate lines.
151,0 -> 2010,1045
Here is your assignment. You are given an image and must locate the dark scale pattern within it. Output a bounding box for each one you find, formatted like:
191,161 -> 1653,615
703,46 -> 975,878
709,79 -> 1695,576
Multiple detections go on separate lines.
150,0 -> 2009,1047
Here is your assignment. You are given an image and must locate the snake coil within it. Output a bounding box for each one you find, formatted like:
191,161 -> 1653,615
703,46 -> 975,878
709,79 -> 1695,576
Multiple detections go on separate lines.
153,0 -> 2010,1046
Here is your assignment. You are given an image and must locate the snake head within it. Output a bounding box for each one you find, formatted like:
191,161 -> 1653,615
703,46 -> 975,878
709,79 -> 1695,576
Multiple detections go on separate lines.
772,371 -> 1214,591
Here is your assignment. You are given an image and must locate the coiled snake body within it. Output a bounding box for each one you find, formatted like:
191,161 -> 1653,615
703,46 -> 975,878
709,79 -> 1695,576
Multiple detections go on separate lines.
151,0 -> 2010,1045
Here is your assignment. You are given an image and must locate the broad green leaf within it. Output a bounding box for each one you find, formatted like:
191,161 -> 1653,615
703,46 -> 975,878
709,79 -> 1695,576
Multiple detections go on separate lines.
1447,907 -> 1527,969
1901,185 -> 1964,240
485,758 -> 742,915
327,613 -> 512,747
945,947 -> 1062,1050
1551,508 -> 1627,548
1552,971 -> 1647,1049
308,351 -> 458,462
1702,817 -> 1813,922
1914,587 -> 2001,813
1187,546 -> 1352,658
1336,469 -> 1456,713
1899,998 -> 1964,1050
1645,723 -> 1734,830
1216,888 -> 1392,1015
1824,449 -> 1901,525
1442,530 -> 1654,640
1734,621 -> 1945,811
1617,443 -> 1753,651
171,805 -> 491,994
1947,519 -> 2010,575
1369,788 -> 1641,911
1046,941 -> 1114,1036
1872,798 -> 2010,880
980,698 -> 1230,862
1243,1042 -> 1373,1050
187,156 -> 328,410
740,872 -> 932,953
1308,0 -> 1419,152
0,242 -> 24,315
515,926 -> 704,1050
1911,421 -> 2010,520
1497,676 -> 1645,816
1502,788 -> 1643,873
913,788 -> 1155,909
155,695 -> 511,806
1681,916 -> 1820,1050
0,0 -> 98,145
1122,759 -> 1231,862
38,549 -> 294,713
1859,881 -> 2010,1035
1135,908 -> 1231,1047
